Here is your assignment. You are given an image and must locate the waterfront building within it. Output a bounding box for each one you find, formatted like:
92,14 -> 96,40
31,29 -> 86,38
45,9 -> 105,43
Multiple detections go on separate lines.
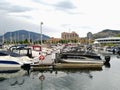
61,31 -> 79,40
94,37 -> 120,44
48,37 -> 61,44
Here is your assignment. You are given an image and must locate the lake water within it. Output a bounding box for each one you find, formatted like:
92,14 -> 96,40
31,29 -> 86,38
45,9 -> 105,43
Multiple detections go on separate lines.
0,55 -> 120,90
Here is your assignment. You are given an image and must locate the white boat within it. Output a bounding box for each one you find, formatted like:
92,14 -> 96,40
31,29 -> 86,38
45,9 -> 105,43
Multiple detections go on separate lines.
60,58 -> 104,64
58,55 -> 105,65
0,51 -> 32,71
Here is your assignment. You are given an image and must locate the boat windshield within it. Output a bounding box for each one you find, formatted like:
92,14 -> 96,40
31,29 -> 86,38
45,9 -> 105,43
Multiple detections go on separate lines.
0,51 -> 8,56
0,51 -> 20,57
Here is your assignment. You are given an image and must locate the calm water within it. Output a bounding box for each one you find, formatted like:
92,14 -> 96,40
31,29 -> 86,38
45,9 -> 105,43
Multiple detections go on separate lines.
0,55 -> 120,90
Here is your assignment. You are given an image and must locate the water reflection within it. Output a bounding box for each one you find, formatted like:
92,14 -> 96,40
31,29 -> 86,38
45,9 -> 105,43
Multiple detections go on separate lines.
0,77 -> 6,82
31,69 -> 97,79
39,73 -> 45,90
104,62 -> 111,68
29,69 -> 96,90
9,77 -> 25,86
116,55 -> 120,59
0,69 -> 27,81
0,60 -> 112,90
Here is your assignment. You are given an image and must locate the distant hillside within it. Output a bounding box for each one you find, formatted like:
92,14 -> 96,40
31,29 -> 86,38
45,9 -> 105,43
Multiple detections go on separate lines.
0,30 -> 50,42
93,29 -> 120,39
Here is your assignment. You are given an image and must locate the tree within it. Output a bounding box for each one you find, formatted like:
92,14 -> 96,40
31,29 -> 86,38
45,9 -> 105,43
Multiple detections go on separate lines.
116,34 -> 120,37
24,39 -> 29,44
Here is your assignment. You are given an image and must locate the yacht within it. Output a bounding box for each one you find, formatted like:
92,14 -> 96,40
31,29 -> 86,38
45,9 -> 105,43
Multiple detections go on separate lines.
0,51 -> 32,72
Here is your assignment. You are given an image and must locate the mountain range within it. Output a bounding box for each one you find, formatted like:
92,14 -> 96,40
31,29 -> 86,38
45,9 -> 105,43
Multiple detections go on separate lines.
92,29 -> 120,39
0,30 -> 50,42
0,29 -> 120,43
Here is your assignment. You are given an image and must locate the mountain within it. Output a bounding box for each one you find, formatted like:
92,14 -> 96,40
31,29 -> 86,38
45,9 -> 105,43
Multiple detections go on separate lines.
92,29 -> 120,39
0,30 -> 50,42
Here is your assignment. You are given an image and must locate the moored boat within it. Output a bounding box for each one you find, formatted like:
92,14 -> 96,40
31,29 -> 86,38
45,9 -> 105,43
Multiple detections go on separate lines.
0,51 -> 32,72
59,58 -> 104,65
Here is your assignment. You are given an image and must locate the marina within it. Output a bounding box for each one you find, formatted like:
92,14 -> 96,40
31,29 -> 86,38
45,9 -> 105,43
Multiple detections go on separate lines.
0,42 -> 120,90
1,0 -> 120,90
0,36 -> 120,90
0,44 -> 112,71
0,55 -> 120,90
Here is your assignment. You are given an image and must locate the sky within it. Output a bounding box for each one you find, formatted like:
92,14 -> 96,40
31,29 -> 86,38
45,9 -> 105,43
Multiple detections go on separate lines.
0,0 -> 120,38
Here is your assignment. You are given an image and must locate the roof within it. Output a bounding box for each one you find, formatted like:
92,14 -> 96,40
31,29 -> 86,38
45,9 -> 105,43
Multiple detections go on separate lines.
95,37 -> 120,41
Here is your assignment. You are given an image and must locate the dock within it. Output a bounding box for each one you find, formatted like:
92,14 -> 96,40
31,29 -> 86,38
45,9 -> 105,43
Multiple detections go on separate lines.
30,52 -> 104,71
31,63 -> 103,71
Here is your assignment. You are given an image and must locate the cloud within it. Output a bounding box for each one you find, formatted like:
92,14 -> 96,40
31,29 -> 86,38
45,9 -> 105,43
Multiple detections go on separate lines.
19,15 -> 33,19
0,14 -> 59,38
79,26 -> 94,30
32,0 -> 80,14
32,0 -> 76,10
0,1 -> 32,13
53,1 -> 79,14
1,0 -> 120,38
55,1 -> 76,10
9,6 -> 32,12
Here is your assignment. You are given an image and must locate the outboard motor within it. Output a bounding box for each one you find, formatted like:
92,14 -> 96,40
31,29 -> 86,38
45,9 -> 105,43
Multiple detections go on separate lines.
104,56 -> 110,63
104,56 -> 111,68
21,64 -> 31,75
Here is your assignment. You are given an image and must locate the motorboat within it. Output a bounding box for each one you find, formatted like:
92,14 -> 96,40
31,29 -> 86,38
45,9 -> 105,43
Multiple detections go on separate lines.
9,46 -> 32,58
0,51 -> 32,72
57,45 -> 111,64
58,56 -> 104,65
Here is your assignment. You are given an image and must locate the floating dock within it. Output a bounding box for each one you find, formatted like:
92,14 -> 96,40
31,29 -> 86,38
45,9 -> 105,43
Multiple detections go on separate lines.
31,63 -> 103,71
30,52 -> 106,71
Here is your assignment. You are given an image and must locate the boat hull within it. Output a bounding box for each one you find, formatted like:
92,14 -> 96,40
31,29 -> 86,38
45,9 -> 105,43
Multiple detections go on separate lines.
0,56 -> 22,71
0,64 -> 21,71
59,59 -> 104,64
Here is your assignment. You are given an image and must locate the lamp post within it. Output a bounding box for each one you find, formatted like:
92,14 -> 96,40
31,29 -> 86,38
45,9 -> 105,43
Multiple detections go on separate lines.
2,31 -> 5,44
10,32 -> 12,44
40,22 -> 43,45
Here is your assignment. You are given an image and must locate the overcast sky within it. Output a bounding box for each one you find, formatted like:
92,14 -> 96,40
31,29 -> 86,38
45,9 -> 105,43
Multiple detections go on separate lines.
0,0 -> 120,38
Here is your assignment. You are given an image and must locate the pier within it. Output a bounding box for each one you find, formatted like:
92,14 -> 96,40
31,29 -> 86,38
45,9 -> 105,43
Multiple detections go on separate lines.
30,52 -> 104,71
31,63 -> 103,71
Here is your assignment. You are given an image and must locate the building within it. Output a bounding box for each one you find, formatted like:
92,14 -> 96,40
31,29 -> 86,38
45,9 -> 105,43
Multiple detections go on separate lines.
61,31 -> 79,40
47,37 -> 61,44
87,32 -> 93,39
94,37 -> 120,44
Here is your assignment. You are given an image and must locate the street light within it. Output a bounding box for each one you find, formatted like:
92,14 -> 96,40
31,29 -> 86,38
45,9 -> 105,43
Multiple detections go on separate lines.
40,22 -> 43,45
2,31 -> 5,44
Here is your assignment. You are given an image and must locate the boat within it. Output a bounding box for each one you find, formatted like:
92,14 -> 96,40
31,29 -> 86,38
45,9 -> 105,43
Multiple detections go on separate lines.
0,51 -> 32,72
57,45 -> 111,64
58,56 -> 104,65
9,45 -> 32,58
58,51 -> 111,65
30,45 -> 43,58
55,55 -> 105,70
